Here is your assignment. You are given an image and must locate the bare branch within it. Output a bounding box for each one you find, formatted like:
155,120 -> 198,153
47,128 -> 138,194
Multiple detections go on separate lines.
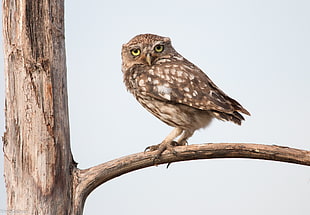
73,143 -> 310,208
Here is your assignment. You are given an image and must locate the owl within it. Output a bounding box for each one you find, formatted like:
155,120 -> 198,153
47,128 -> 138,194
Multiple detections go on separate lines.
122,34 -> 250,157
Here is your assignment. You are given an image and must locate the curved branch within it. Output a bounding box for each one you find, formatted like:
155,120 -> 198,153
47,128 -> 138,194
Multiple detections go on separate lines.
72,143 -> 310,212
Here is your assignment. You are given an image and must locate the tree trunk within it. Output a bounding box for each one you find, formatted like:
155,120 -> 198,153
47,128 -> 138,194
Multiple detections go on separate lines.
2,0 -> 75,214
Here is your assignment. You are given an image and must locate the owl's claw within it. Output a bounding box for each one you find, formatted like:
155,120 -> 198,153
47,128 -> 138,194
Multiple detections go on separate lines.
145,141 -> 181,161
144,145 -> 158,152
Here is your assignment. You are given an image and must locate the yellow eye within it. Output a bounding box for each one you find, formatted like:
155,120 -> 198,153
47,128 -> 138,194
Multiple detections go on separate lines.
154,44 -> 164,53
130,48 -> 141,56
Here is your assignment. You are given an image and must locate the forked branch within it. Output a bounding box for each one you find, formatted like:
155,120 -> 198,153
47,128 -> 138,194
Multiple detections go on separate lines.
72,142 -> 310,212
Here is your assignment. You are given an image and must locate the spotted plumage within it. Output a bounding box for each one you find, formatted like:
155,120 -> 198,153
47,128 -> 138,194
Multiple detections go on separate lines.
122,33 -> 250,156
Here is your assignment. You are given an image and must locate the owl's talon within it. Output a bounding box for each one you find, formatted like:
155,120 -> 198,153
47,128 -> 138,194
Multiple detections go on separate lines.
144,144 -> 160,152
144,146 -> 151,152
170,141 -> 179,146
144,147 -> 149,152
145,141 -> 180,161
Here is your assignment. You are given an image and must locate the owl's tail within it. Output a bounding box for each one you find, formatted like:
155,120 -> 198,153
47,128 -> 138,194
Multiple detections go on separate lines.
211,109 -> 250,125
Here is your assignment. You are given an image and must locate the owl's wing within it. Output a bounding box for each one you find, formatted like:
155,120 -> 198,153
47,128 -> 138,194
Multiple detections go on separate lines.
137,61 -> 250,118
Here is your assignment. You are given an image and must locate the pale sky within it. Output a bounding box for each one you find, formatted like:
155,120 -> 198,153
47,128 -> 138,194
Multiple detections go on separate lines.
1,0 -> 310,214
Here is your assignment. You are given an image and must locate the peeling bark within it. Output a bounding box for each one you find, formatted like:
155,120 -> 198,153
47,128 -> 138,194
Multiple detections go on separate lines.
3,0 -> 74,214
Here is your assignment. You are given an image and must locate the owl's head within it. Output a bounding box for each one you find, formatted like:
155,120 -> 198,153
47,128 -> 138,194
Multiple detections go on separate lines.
122,34 -> 177,71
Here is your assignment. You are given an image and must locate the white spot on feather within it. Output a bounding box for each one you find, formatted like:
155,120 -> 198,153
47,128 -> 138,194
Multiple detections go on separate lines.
174,56 -> 184,61
163,83 -> 170,87
157,85 -> 172,100
157,85 -> 171,94
141,87 -> 146,91
185,93 -> 192,99
177,71 -> 183,77
138,79 -> 145,87
177,78 -> 184,83
163,94 -> 171,100
165,75 -> 171,81
149,69 -> 154,75
153,79 -> 159,85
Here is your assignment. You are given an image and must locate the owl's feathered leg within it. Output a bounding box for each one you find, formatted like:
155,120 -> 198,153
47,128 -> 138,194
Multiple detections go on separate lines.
176,129 -> 195,146
145,127 -> 183,158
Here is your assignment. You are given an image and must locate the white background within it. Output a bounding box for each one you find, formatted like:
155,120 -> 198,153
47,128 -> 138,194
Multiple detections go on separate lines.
1,0 -> 310,214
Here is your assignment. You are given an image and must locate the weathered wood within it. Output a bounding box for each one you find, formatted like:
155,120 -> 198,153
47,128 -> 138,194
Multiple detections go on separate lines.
2,0 -> 75,214
73,143 -> 310,207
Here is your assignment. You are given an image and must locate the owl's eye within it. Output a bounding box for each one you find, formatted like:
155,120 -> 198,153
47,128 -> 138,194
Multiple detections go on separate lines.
130,48 -> 141,57
154,44 -> 164,53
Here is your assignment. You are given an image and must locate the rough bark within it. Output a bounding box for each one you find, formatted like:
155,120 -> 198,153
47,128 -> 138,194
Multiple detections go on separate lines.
2,0 -> 75,214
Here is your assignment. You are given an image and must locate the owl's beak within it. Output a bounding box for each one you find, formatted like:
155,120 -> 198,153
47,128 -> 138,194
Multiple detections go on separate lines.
146,53 -> 152,66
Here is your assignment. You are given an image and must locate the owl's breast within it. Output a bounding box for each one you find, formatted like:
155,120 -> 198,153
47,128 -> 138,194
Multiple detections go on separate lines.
123,66 -> 140,94
123,65 -> 152,96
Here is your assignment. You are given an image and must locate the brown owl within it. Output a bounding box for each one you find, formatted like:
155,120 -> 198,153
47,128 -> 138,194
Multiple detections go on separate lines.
122,34 -> 250,157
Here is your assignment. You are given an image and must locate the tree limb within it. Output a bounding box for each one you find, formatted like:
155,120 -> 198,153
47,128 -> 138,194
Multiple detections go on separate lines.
73,143 -> 310,209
